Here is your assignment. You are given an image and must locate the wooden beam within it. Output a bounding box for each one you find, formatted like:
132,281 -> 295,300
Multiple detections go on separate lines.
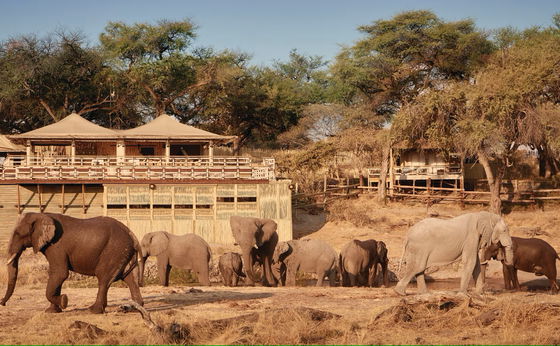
38,184 -> 43,213
16,184 -> 21,215
61,184 -> 65,213
81,184 -> 86,214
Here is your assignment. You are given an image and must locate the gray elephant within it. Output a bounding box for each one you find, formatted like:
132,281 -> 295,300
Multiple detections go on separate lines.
1,213 -> 143,314
394,211 -> 513,296
139,231 -> 211,286
218,252 -> 246,287
273,239 -> 338,287
340,239 -> 389,287
230,215 -> 278,286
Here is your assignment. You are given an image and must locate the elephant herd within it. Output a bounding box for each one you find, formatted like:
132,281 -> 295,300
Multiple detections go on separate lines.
0,211 -> 558,314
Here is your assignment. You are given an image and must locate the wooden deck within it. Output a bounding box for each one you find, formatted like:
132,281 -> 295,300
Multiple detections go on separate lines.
0,155 -> 275,182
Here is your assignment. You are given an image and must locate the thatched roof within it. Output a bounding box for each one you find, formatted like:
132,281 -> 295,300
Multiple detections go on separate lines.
10,113 -> 235,143
118,114 -> 235,142
11,113 -> 119,140
0,135 -> 24,152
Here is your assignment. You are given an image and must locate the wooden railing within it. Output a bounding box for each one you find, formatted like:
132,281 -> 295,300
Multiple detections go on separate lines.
0,155 -> 275,181
367,164 -> 462,179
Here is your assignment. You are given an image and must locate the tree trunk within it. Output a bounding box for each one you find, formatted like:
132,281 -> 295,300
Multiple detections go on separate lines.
377,144 -> 390,203
537,146 -> 547,177
477,150 -> 503,214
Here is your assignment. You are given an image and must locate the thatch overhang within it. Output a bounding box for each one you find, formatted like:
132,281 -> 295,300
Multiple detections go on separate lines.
118,114 -> 236,144
10,113 -> 120,142
0,135 -> 24,152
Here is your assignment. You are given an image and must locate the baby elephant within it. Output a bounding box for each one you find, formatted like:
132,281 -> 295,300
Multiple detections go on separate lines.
485,236 -> 559,292
273,239 -> 338,287
219,252 -> 246,287
340,239 -> 389,287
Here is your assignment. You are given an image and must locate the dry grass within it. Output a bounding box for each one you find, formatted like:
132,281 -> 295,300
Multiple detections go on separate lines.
1,197 -> 560,345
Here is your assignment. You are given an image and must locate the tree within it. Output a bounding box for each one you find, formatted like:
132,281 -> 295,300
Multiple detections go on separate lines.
0,32 -> 118,133
392,28 -> 560,213
100,19 -> 220,117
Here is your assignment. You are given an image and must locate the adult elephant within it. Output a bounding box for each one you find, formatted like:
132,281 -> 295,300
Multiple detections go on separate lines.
0,213 -> 143,313
394,211 -> 513,296
230,216 -> 278,286
139,231 -> 211,286
484,237 -> 559,292
273,239 -> 338,287
340,239 -> 389,287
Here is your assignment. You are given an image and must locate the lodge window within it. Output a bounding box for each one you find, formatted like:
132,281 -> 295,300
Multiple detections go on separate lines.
140,146 -> 155,156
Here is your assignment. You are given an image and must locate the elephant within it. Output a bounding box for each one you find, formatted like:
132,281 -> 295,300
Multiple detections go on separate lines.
484,236 -> 559,292
394,211 -> 513,296
230,215 -> 278,286
139,231 -> 211,286
0,212 -> 143,313
272,239 -> 338,287
340,239 -> 389,287
218,252 -> 246,287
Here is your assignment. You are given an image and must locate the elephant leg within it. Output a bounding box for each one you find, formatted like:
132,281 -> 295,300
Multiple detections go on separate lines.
123,266 -> 144,306
286,264 -> 297,286
459,249 -> 478,293
394,254 -> 427,296
512,269 -> 521,290
502,263 -> 512,290
45,268 -> 69,313
156,256 -> 170,286
89,275 -> 111,314
416,272 -> 428,294
382,262 -> 389,287
316,270 -> 326,287
348,273 -> 357,287
369,263 -> 379,287
261,252 -> 277,287
472,259 -> 485,294
196,263 -> 210,286
328,270 -> 336,287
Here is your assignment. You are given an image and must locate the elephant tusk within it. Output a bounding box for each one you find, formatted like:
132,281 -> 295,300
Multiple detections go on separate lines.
6,253 -> 17,265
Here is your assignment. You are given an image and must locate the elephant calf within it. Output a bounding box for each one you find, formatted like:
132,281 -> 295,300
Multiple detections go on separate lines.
273,239 -> 338,287
139,231 -> 212,286
485,236 -> 559,292
340,239 -> 389,287
218,252 -> 246,287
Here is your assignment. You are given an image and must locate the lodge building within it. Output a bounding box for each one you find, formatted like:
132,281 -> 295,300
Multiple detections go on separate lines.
0,113 -> 292,249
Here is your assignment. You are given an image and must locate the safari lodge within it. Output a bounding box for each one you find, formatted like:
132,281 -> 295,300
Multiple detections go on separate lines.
0,113 -> 292,248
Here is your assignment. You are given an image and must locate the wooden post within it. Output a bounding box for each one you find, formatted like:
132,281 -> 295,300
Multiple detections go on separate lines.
37,184 -> 43,213
389,148 -> 395,197
16,184 -> 21,215
26,141 -> 32,166
61,184 -> 65,213
81,184 -> 86,214
413,179 -> 416,195
171,185 -> 176,234
323,175 -> 327,209
71,140 -> 76,165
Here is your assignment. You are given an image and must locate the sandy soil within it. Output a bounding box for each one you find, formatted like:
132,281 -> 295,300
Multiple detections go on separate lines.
0,197 -> 559,344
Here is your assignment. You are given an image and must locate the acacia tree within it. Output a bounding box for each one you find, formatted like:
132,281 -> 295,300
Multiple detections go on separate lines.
331,10 -> 494,200
100,19 -> 221,117
0,32 -> 117,133
392,28 -> 560,213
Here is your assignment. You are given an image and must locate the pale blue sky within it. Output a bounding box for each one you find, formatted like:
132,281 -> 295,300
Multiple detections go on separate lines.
0,1 -> 558,65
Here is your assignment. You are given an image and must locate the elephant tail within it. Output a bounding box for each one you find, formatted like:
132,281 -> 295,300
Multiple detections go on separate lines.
397,240 -> 409,276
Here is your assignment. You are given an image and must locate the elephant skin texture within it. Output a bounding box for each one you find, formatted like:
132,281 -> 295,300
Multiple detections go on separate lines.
394,211 -> 514,296
340,239 -> 389,287
218,252 -> 246,287
484,237 -> 559,292
230,216 -> 278,286
273,239 -> 338,287
1,213 -> 143,313
139,231 -> 211,286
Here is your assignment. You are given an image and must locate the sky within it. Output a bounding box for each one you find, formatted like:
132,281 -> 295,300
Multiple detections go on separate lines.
0,0 -> 558,66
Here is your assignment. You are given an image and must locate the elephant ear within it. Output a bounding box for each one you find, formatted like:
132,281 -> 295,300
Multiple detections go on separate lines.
148,232 -> 169,256
31,215 -> 56,253
377,241 -> 388,261
476,214 -> 494,249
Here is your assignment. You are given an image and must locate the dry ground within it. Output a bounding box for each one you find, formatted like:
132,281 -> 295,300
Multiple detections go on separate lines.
1,197 -> 560,344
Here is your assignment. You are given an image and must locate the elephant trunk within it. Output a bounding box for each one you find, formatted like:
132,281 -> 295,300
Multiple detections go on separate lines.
499,234 -> 514,266
1,251 -> 21,306
138,255 -> 147,287
242,249 -> 258,283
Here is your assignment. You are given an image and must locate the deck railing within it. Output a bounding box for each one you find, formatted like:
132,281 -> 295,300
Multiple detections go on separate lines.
367,164 -> 462,179
0,155 -> 275,181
